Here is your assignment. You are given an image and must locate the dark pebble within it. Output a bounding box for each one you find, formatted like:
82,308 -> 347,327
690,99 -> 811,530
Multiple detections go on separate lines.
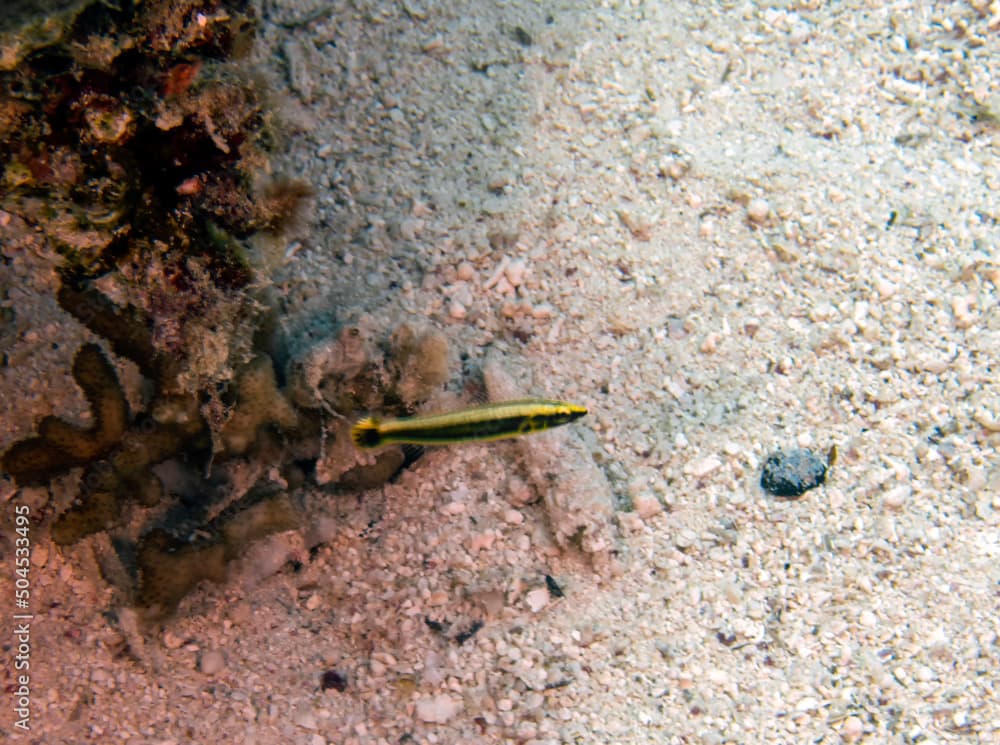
760,449 -> 827,498
320,669 -> 347,692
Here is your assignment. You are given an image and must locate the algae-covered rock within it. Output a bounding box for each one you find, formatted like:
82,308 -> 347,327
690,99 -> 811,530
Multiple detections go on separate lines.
390,325 -> 450,407
0,1 -> 91,71
220,356 -> 299,455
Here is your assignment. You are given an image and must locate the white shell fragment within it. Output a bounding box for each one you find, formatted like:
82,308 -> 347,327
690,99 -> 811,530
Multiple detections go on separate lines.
415,694 -> 462,723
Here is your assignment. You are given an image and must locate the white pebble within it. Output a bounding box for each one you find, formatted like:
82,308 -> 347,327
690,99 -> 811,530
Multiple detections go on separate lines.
675,528 -> 697,549
448,301 -> 467,320
882,484 -> 910,510
795,696 -> 819,712
685,455 -> 722,478
875,277 -> 897,299
505,258 -> 528,287
747,198 -> 770,224
952,295 -> 973,328
415,694 -> 462,723
842,715 -> 864,741
456,261 -> 476,281
503,508 -> 524,525
525,587 -> 550,613
494,276 -> 515,296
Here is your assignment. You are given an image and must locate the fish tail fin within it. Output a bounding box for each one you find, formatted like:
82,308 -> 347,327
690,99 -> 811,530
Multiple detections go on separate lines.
351,417 -> 383,449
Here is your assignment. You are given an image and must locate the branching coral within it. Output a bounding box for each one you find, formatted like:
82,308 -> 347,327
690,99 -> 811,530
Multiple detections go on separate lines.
2,344 -> 127,485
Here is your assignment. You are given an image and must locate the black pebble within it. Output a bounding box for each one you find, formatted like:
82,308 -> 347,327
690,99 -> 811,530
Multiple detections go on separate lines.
544,574 -> 564,598
320,670 -> 347,692
760,449 -> 827,498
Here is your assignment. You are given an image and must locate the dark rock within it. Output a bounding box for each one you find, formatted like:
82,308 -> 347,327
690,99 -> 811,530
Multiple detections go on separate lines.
760,449 -> 827,498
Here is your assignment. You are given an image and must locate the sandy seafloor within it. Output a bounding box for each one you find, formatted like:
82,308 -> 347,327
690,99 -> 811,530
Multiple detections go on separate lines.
2,0 -> 1000,743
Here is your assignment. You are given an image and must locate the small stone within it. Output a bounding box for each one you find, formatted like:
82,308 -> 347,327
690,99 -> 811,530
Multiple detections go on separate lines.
473,589 -> 506,616
457,261 -> 476,281
505,476 -> 535,507
422,35 -> 445,54
618,512 -> 643,532
951,295 -> 973,328
487,171 -> 514,192
675,528 -> 697,550
294,710 -> 318,730
632,492 -> 663,519
882,484 -> 910,510
531,303 -> 554,319
700,333 -> 720,353
504,258 -> 528,287
525,587 -> 550,612
468,532 -> 496,552
788,694 -> 817,714
685,454 -> 722,479
842,715 -> 864,742
228,602 -> 252,625
448,301 -> 467,320
415,694 -> 462,723
398,217 -> 422,241
760,449 -> 827,498
973,407 -> 1000,432
199,649 -> 225,675
503,508 -> 524,525
320,670 -> 347,692
747,198 -> 770,224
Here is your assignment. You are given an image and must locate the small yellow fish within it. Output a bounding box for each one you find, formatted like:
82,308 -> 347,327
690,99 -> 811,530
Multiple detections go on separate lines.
351,398 -> 587,449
